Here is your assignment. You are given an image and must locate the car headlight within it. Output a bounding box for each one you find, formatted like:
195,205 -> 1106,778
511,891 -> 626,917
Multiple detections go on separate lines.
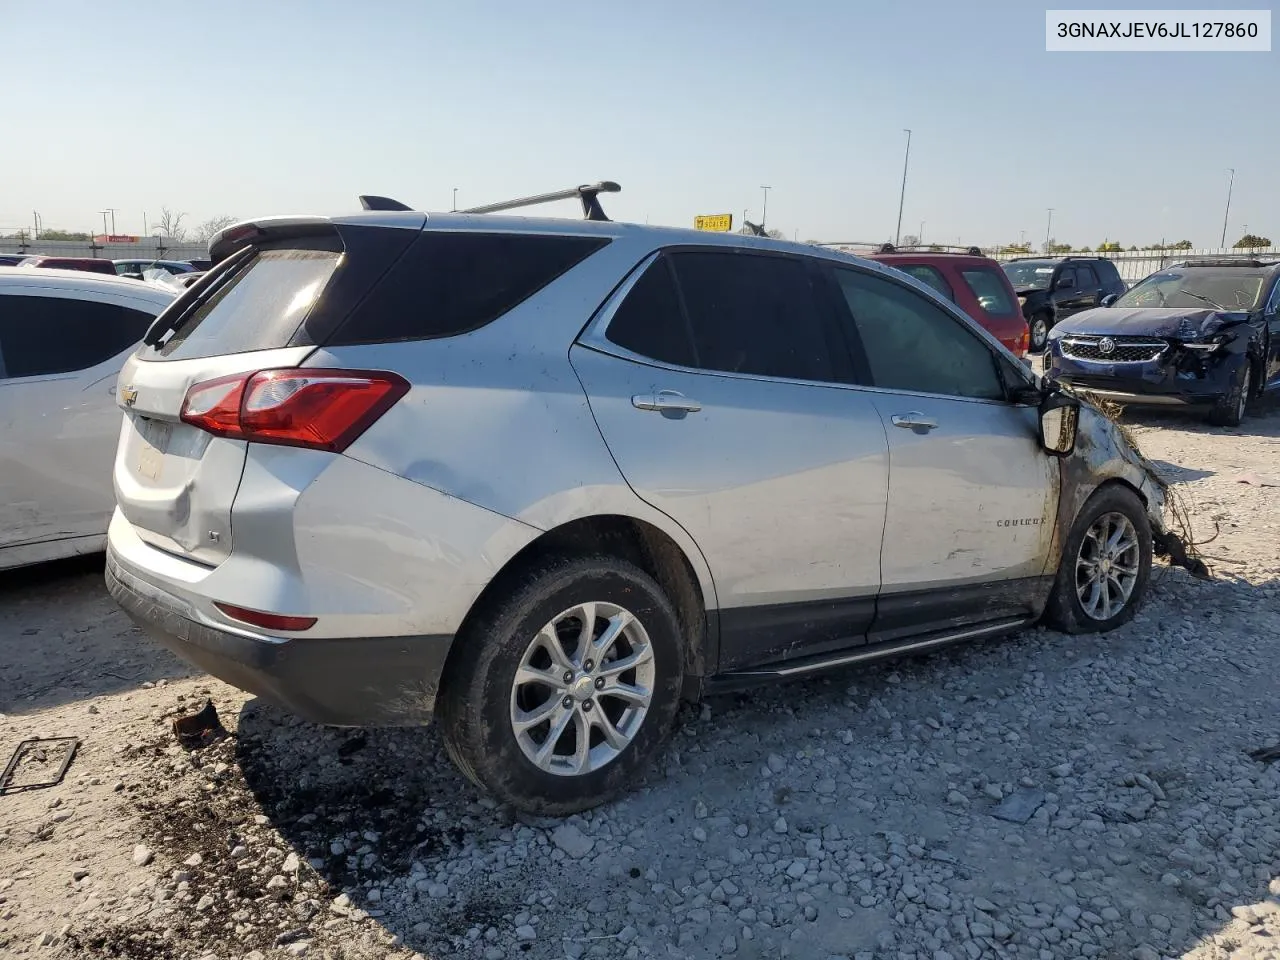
1181,333 -> 1230,353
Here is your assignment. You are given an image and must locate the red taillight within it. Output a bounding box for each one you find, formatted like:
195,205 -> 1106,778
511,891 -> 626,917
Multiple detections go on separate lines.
214,602 -> 317,632
180,369 -> 409,452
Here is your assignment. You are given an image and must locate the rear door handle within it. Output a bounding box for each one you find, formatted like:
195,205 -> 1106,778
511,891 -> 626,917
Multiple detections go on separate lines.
891,412 -> 938,431
632,390 -> 702,414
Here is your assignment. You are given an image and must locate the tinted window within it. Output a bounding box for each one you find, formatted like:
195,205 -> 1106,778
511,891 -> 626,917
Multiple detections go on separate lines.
157,246 -> 342,360
605,258 -> 696,367
1095,260 -> 1122,285
1055,267 -> 1077,289
670,251 -> 837,382
960,268 -> 1017,317
1076,264 -> 1099,289
896,265 -> 954,300
833,268 -> 1004,400
329,232 -> 608,346
0,295 -> 155,379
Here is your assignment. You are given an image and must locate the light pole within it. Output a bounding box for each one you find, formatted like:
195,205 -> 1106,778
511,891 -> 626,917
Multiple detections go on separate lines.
895,129 -> 911,246
99,210 -> 110,236
452,187 -> 458,212
1044,208 -> 1054,251
918,221 -> 925,246
1220,168 -> 1234,248
760,186 -> 771,232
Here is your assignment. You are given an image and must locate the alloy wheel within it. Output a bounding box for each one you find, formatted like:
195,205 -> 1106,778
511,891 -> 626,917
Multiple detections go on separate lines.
1030,316 -> 1048,352
509,601 -> 655,777
1236,366 -> 1251,421
1075,511 -> 1140,621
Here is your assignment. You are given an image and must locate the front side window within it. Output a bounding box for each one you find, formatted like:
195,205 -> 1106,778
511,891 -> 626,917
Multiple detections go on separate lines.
960,268 -> 1018,317
832,267 -> 1004,400
1076,264 -> 1099,289
0,295 -> 155,379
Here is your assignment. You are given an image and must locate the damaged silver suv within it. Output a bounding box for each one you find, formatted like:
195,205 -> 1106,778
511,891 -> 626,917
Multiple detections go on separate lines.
105,183 -> 1198,814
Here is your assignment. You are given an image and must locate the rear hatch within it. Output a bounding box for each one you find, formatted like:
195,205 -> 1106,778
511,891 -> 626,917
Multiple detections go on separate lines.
112,219 -> 422,564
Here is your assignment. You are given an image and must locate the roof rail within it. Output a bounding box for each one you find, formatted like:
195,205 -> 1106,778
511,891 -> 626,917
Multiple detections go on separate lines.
1173,257 -> 1270,268
461,181 -> 621,221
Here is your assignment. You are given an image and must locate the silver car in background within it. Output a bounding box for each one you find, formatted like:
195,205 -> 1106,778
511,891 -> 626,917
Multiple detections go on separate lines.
104,191 -> 1191,814
0,268 -> 176,569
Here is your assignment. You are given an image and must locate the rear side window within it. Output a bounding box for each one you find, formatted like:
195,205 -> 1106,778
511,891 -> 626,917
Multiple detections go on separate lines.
606,259 -> 696,367
896,265 -> 954,300
669,251 -> 837,382
1076,264 -> 1099,288
960,268 -> 1018,317
329,232 -> 609,345
0,295 -> 155,379
1095,260 -> 1122,285
157,247 -> 342,360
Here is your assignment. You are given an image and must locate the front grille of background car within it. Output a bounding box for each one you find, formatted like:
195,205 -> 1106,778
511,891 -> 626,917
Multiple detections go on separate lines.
1059,336 -> 1167,363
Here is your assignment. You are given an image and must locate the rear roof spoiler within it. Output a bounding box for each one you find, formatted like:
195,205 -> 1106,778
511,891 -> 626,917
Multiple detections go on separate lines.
357,181 -> 622,222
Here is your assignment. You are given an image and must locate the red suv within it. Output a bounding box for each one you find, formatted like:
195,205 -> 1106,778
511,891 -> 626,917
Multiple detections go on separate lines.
18,256 -> 117,275
866,246 -> 1029,358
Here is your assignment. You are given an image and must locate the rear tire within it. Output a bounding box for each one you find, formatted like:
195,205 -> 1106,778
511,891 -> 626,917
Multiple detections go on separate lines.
1043,485 -> 1152,635
1029,312 -> 1051,353
1207,362 -> 1251,427
437,555 -> 684,815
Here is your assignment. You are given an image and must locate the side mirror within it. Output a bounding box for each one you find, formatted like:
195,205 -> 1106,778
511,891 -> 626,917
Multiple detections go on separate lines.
1100,293 -> 1119,307
1055,276 -> 1075,290
1040,391 -> 1080,456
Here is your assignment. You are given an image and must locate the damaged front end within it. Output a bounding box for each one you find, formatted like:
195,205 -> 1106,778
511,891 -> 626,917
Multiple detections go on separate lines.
1047,308 -> 1258,409
1056,402 -> 1210,580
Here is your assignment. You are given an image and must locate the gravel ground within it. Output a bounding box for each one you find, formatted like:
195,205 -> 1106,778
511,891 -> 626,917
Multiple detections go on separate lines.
2,397 -> 1278,960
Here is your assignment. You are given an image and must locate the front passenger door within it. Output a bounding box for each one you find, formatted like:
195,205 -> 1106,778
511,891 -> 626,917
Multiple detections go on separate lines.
827,265 -> 1057,642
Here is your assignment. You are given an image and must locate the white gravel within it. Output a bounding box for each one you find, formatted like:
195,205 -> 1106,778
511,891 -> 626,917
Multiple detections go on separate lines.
1,397 -> 1278,960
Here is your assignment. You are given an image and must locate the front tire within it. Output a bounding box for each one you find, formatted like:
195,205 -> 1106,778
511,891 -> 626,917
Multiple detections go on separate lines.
1029,312 -> 1051,353
1207,362 -> 1251,427
438,555 -> 684,815
1043,485 -> 1152,635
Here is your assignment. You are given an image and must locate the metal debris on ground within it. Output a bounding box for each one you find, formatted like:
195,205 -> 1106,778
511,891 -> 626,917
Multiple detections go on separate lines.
171,700 -> 228,749
990,787 -> 1047,824
1,737 -> 79,794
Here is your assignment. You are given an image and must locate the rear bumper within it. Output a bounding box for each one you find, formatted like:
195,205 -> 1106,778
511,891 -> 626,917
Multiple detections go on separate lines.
107,549 -> 452,726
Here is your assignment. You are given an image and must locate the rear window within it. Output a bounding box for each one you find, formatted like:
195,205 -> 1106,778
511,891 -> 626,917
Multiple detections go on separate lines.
895,265 -> 954,300
327,232 -> 609,345
960,268 -> 1018,317
154,247 -> 341,360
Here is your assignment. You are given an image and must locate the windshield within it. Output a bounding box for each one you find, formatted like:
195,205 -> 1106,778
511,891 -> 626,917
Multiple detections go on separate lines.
1002,261 -> 1056,290
1115,268 -> 1266,312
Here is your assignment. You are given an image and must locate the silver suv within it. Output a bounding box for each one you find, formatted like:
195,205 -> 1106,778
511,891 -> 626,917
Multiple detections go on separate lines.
106,186 -> 1188,814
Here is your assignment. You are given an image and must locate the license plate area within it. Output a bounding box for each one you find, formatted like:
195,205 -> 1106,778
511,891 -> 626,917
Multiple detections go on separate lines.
136,417 -> 173,481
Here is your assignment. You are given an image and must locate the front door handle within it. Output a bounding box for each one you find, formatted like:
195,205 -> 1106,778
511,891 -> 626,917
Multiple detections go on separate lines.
632,390 -> 702,414
891,412 -> 938,431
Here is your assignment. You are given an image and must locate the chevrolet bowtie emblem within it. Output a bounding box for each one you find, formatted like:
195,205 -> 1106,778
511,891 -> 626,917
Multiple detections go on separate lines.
121,385 -> 138,407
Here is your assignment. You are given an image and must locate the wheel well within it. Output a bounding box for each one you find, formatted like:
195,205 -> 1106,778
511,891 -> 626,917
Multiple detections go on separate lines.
449,515 -> 709,691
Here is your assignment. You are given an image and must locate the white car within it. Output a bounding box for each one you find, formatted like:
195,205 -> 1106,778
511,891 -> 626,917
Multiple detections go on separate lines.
0,268 -> 176,570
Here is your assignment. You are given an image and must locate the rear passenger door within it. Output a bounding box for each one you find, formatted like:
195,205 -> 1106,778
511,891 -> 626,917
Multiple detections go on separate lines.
0,293 -> 157,549
825,264 -> 1057,641
571,249 -> 889,670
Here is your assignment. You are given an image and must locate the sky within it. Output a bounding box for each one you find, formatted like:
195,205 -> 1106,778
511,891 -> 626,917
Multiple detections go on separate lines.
1,0 -> 1275,248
